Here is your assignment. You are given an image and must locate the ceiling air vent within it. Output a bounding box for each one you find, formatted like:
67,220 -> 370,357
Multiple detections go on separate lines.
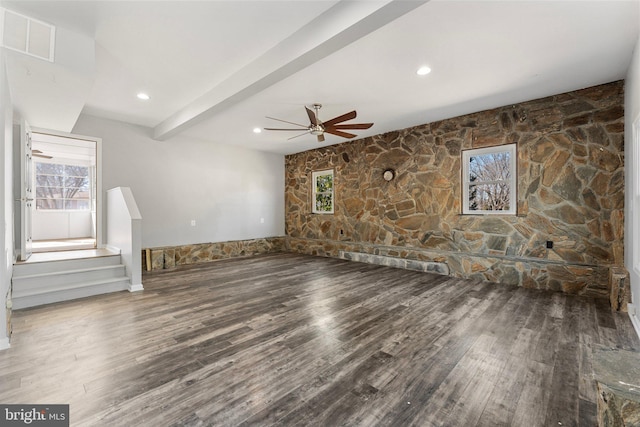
0,8 -> 55,62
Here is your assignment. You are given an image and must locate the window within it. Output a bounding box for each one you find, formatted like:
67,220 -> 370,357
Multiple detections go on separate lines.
462,144 -> 516,215
312,169 -> 334,214
35,162 -> 90,210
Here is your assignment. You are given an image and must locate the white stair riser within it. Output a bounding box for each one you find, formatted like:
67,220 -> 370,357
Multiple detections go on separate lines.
13,255 -> 122,277
12,278 -> 130,310
12,253 -> 132,310
13,265 -> 126,291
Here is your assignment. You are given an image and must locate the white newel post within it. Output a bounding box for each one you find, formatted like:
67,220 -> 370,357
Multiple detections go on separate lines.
107,187 -> 143,292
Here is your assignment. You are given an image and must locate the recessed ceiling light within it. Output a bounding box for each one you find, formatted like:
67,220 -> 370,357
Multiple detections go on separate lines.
137,92 -> 150,100
416,66 -> 432,76
253,127 -> 262,134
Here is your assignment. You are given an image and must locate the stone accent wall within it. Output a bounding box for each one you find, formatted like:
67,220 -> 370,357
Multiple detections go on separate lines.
285,81 -> 625,297
143,237 -> 285,271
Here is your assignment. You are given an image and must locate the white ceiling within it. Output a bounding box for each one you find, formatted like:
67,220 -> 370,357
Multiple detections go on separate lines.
3,0 -> 639,155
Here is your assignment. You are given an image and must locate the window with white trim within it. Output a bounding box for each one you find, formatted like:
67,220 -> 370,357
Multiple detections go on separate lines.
312,169 -> 334,214
35,162 -> 91,210
462,144 -> 517,215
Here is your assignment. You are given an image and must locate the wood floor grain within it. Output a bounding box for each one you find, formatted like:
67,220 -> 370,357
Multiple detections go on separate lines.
1,253 -> 638,426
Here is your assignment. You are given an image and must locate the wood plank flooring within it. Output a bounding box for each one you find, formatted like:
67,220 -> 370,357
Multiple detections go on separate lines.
1,253 -> 639,426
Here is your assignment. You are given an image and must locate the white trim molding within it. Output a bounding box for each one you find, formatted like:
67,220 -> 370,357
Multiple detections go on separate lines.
628,304 -> 640,339
129,283 -> 144,293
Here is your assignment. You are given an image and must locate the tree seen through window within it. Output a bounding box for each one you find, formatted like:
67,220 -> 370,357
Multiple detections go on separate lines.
463,144 -> 516,215
468,151 -> 511,211
35,162 -> 91,210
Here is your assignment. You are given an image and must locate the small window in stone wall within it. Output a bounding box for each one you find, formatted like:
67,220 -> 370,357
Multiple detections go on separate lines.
462,143 -> 516,215
312,169 -> 334,214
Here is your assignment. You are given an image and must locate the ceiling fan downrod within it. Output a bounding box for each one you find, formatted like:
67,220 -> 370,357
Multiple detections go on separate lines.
309,103 -> 324,135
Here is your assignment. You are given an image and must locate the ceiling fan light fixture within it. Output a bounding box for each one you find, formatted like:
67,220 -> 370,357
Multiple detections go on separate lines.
416,66 -> 432,76
136,92 -> 150,100
265,104 -> 373,143
253,127 -> 262,134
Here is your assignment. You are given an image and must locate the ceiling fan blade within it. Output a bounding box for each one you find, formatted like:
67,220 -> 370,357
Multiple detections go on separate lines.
305,106 -> 319,126
324,128 -> 358,139
317,134 -> 325,143
264,127 -> 309,131
266,116 -> 308,128
287,131 -> 311,141
331,123 -> 373,130
322,110 -> 357,127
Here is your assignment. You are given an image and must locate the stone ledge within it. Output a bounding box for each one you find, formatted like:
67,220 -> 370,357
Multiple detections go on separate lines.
339,251 -> 449,275
142,236 -> 624,304
306,238 -> 609,268
286,236 -> 614,298
142,237 -> 286,271
593,346 -> 640,426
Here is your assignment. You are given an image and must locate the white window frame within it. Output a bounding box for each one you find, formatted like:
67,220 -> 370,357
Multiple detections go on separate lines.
312,169 -> 334,214
462,143 -> 517,215
34,159 -> 92,211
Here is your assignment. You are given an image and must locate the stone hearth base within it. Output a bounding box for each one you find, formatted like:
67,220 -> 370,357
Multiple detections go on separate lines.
593,347 -> 640,426
339,251 -> 449,275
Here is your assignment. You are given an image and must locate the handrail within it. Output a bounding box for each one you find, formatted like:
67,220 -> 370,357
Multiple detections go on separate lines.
106,187 -> 143,292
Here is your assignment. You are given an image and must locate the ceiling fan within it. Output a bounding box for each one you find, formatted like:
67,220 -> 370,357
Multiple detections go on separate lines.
32,149 -> 52,159
265,104 -> 373,142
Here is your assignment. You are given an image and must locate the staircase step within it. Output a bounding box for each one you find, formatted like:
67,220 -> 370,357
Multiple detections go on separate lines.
12,249 -> 132,310
13,254 -> 122,277
12,264 -> 126,290
12,277 -> 130,309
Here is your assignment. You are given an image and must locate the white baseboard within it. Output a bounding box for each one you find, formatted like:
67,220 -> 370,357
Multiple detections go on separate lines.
628,304 -> 640,340
0,336 -> 10,351
129,283 -> 144,292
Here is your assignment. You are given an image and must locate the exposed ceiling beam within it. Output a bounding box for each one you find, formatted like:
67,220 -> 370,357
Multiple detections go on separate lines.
152,0 -> 428,141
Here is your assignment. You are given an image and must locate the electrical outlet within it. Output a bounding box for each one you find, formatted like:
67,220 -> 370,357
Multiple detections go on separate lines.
260,218 -> 265,224
546,240 -> 553,249
191,220 -> 196,227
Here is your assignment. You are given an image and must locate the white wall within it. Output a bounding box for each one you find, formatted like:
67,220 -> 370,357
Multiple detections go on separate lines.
32,211 -> 93,240
72,114 -> 285,248
625,31 -> 640,336
0,51 -> 13,349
